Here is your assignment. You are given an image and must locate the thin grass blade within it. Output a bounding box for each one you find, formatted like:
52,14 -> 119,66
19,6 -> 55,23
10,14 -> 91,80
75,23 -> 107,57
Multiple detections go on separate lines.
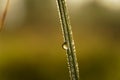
0,0 -> 9,31
56,0 -> 80,80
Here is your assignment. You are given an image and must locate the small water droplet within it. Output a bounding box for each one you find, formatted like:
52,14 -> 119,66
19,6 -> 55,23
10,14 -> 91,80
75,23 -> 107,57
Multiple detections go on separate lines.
62,42 -> 68,50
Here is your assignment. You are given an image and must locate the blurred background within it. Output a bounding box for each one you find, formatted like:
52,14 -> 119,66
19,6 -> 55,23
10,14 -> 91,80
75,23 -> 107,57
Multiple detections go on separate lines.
0,0 -> 120,80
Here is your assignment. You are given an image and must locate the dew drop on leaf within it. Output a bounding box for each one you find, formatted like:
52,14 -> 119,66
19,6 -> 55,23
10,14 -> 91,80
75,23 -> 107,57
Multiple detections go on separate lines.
62,42 -> 68,50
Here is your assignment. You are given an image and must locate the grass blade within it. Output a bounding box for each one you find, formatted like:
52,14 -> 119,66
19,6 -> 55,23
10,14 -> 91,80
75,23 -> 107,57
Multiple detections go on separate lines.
56,0 -> 80,80
0,0 -> 9,31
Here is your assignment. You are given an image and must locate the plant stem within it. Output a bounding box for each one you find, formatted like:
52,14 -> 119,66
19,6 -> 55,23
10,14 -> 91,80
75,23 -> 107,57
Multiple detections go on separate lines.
56,0 -> 79,80
0,0 -> 9,31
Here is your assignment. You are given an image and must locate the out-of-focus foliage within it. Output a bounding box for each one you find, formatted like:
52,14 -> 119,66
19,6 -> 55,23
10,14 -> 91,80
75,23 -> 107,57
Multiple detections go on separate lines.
0,0 -> 120,80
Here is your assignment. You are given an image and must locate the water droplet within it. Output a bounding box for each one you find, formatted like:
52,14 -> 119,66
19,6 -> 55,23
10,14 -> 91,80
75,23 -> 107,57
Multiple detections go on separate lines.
62,42 -> 68,50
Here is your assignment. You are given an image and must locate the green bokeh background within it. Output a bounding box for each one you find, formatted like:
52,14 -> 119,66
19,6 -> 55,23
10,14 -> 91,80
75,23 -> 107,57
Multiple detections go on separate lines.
0,0 -> 120,80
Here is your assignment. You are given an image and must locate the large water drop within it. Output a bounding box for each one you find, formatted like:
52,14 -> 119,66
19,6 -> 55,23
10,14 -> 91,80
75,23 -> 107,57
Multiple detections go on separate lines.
62,42 -> 68,50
